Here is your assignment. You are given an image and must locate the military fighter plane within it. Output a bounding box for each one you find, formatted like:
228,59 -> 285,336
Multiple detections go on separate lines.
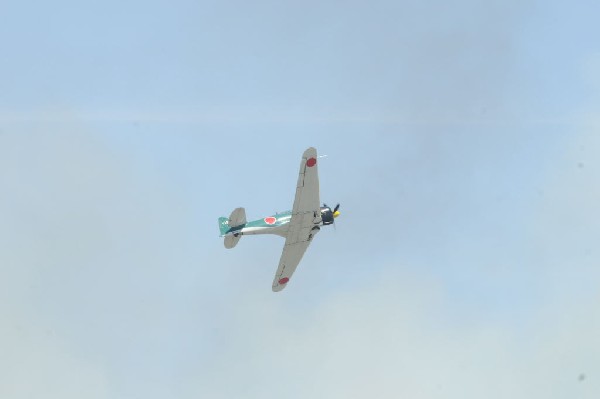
218,147 -> 340,292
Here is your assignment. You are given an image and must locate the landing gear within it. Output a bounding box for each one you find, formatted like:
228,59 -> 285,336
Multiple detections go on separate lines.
308,225 -> 321,241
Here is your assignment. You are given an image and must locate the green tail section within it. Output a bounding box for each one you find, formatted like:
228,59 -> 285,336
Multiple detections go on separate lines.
218,217 -> 230,236
219,208 -> 246,237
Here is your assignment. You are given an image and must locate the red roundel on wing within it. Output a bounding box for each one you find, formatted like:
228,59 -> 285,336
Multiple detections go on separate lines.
264,217 -> 276,225
306,157 -> 317,167
278,277 -> 289,285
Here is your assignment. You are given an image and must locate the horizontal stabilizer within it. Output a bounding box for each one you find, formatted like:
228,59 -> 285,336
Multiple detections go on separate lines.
229,207 -> 246,227
218,207 -> 246,248
224,234 -> 241,249
218,207 -> 247,237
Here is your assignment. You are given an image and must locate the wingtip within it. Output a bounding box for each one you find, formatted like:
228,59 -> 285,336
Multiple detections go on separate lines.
272,281 -> 287,292
303,147 -> 317,158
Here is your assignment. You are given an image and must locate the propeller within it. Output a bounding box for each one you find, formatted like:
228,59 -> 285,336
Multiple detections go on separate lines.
332,203 -> 340,230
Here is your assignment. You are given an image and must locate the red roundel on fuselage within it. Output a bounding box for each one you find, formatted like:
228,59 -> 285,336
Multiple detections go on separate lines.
278,277 -> 289,285
264,217 -> 276,225
306,157 -> 317,167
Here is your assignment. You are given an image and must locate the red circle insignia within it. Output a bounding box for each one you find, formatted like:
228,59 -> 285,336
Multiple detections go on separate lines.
306,157 -> 317,167
264,217 -> 276,225
278,277 -> 289,285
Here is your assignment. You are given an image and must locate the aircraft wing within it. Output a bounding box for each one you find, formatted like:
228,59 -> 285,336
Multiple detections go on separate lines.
272,147 -> 321,292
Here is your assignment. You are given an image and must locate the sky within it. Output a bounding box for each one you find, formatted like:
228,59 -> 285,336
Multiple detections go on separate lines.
1,1 -> 599,398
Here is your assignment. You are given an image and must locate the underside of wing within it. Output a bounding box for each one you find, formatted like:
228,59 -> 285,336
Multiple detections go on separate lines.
271,147 -> 322,292
272,240 -> 311,292
292,147 -> 320,219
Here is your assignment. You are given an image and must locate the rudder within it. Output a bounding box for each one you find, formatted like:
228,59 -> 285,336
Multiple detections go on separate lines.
218,207 -> 247,249
218,217 -> 230,236
218,208 -> 247,235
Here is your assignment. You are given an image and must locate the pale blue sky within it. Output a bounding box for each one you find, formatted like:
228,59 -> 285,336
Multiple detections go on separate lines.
1,1 -> 599,398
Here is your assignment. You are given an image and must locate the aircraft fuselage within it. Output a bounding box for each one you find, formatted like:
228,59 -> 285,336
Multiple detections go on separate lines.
221,206 -> 337,238
225,210 -> 296,237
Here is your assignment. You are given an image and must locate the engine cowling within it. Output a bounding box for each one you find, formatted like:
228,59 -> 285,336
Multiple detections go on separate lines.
320,206 -> 334,225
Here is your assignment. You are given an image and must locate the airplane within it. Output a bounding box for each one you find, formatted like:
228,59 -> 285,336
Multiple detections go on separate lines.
218,147 -> 340,292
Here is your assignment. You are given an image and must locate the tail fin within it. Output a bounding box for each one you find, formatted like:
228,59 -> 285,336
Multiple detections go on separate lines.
218,207 -> 247,249
218,217 -> 230,236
